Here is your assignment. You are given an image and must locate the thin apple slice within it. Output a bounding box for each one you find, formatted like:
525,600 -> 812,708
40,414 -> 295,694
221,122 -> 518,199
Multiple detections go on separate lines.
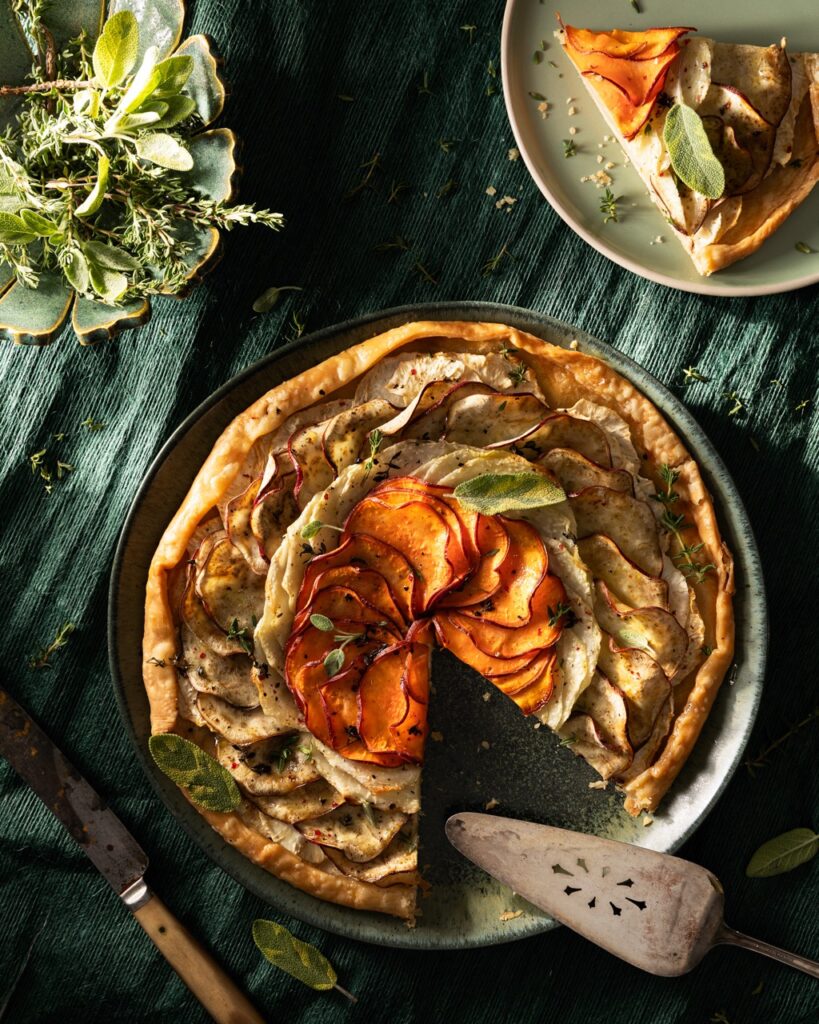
215,734 -> 321,795
577,534 -> 668,610
456,517 -> 547,627
294,566 -> 407,634
699,83 -> 776,195
444,392 -> 549,447
499,413 -> 612,467
446,570 -> 566,659
541,448 -> 632,497
558,673 -> 633,778
182,624 -> 259,708
618,695 -> 673,783
248,779 -> 344,824
296,803 -> 408,862
235,801 -> 328,861
322,398 -> 396,476
710,41 -> 792,130
597,639 -> 671,748
571,487 -> 663,576
383,380 -> 495,441
436,513 -> 510,609
197,692 -> 299,744
343,496 -> 460,613
196,533 -> 265,639
594,581 -> 688,678
300,534 -> 416,621
182,564 -> 244,657
225,476 -> 269,575
563,24 -> 692,61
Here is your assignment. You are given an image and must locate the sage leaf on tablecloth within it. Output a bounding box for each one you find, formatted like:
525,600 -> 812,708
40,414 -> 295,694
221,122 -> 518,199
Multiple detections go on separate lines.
746,828 -> 819,878
93,10 -> 139,88
148,734 -> 241,812
252,919 -> 357,1002
252,285 -> 303,313
663,104 -> 725,199
453,472 -> 566,515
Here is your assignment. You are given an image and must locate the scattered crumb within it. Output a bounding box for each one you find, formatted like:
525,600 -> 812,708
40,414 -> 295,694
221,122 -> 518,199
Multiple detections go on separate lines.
643,816 -> 654,828
604,134 -> 612,142
495,195 -> 517,209
624,157 -> 631,166
568,105 -> 577,116
431,731 -> 444,742
569,339 -> 579,350
649,235 -> 665,246
568,126 -> 577,135
500,910 -> 523,922
482,692 -> 491,702
537,100 -> 550,119
780,35 -> 787,49
480,740 -> 491,750
588,780 -> 607,790
596,154 -> 604,164
604,161 -> 615,170
484,798 -> 500,811
485,185 -> 497,196
580,170 -> 612,188
507,146 -> 520,161
533,721 -> 541,729
565,96 -> 574,105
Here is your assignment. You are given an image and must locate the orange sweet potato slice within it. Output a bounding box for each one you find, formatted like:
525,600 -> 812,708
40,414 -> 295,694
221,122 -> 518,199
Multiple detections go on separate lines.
496,650 -> 559,715
563,24 -> 692,60
433,615 -> 544,677
436,513 -> 510,609
369,489 -> 473,578
294,566 -> 407,633
569,42 -> 680,107
357,646 -> 411,755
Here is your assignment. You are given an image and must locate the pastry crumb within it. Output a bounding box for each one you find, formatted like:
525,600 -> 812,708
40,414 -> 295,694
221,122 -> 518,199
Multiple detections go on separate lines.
507,147 -> 520,161
533,721 -> 541,729
569,339 -> 579,350
581,170 -> 612,188
649,235 -> 665,246
568,125 -> 577,135
431,730 -> 444,742
596,155 -> 604,164
482,691 -> 491,702
568,105 -> 577,116
484,798 -> 500,811
537,100 -> 549,119
480,739 -> 491,750
495,195 -> 517,209
605,161 -> 615,170
485,185 -> 497,196
588,780 -> 607,790
500,910 -> 523,922
643,815 -> 654,827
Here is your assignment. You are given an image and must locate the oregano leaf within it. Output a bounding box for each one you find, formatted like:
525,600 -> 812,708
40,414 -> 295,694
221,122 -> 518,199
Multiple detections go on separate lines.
252,919 -> 337,991
75,154 -> 111,218
663,103 -> 725,199
93,10 -> 140,88
149,733 -> 241,813
453,472 -> 566,515
746,828 -> 819,878
309,613 -> 335,632
136,133 -> 194,171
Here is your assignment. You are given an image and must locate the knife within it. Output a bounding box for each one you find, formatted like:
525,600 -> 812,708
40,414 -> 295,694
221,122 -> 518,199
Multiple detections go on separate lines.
446,812 -> 819,979
0,685 -> 266,1024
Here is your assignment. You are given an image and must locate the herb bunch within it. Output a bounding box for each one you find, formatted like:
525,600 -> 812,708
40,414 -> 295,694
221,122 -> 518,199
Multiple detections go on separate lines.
655,464 -> 715,583
0,3 -> 282,315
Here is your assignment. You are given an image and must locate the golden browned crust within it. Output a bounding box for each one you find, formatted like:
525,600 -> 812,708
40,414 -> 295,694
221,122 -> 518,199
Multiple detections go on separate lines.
143,320 -> 734,912
690,84 -> 819,275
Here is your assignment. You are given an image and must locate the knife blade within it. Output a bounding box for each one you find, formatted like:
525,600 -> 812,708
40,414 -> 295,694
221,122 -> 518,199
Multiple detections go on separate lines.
0,685 -> 266,1023
446,811 -> 819,979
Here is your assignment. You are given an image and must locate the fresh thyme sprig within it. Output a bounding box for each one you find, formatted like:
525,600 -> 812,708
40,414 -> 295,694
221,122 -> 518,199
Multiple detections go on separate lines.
301,520 -> 344,540
364,428 -> 383,474
28,621 -> 75,669
481,242 -> 513,276
28,446 -> 73,493
547,602 -> 577,628
226,618 -> 254,657
0,6 -> 282,309
654,464 -> 715,583
744,706 -> 819,776
599,188 -> 621,223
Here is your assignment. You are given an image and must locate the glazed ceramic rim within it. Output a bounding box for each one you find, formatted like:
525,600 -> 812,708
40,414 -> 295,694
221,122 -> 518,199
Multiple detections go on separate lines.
109,301 -> 767,949
500,0 -> 819,298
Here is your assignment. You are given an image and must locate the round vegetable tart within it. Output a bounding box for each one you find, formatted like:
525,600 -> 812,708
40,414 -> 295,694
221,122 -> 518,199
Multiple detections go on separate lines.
142,320 -> 734,921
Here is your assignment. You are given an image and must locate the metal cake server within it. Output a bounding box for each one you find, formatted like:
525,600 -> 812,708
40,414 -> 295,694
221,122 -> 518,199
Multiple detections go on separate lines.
0,685 -> 266,1024
446,812 -> 819,978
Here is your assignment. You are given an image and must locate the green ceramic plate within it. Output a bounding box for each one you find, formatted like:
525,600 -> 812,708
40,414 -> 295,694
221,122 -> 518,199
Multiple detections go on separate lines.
109,303 -> 767,949
501,0 -> 819,296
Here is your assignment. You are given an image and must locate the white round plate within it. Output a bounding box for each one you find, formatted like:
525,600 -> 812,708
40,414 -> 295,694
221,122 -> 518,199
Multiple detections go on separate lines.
501,0 -> 819,296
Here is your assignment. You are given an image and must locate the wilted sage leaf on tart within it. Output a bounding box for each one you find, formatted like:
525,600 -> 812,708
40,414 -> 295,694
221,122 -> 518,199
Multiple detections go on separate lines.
557,20 -> 819,275
149,733 -> 240,812
142,321 -> 734,921
0,0 -> 282,345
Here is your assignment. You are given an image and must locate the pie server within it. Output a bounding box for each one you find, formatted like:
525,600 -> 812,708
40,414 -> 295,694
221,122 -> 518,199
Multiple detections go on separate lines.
446,812 -> 819,978
0,685 -> 266,1024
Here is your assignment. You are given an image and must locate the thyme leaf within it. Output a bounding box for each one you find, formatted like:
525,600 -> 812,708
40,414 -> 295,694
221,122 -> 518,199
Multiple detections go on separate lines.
27,621 -> 75,669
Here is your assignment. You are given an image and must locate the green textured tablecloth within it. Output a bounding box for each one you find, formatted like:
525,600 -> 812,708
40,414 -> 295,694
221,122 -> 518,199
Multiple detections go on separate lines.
1,2 -> 817,1021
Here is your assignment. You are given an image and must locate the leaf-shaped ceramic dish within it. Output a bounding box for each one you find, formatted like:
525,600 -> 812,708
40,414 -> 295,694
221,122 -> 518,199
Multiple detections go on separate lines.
0,0 -> 235,346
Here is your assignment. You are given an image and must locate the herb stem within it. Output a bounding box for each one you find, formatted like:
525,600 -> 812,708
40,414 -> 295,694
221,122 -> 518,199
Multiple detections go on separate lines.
0,79 -> 85,95
332,983 -> 358,1004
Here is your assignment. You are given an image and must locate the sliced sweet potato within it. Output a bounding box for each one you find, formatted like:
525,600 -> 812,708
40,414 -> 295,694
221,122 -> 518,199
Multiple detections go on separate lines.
368,489 -> 473,578
457,516 -> 547,628
569,41 -> 681,107
293,566 -> 407,634
436,514 -> 510,609
580,71 -> 662,139
563,24 -> 692,61
446,571 -> 566,659
503,651 -> 559,715
500,413 -> 612,467
357,646 -> 411,755
433,615 -> 547,677
295,587 -> 403,637
571,487 -> 663,576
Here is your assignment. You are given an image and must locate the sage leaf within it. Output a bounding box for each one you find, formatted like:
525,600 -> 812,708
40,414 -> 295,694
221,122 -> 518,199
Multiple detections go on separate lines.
73,88 -> 101,118
93,10 -> 140,89
19,209 -> 59,236
152,55 -> 195,98
310,613 -> 335,632
136,133 -> 194,171
151,95 -> 197,129
252,919 -> 337,991
746,828 -> 819,878
663,103 -> 725,199
253,285 -> 303,313
301,520 -> 325,540
88,263 -> 129,304
453,472 -> 566,515
0,212 -> 38,246
63,250 -> 90,294
83,240 -> 140,271
76,154 -> 110,218
149,733 -> 241,813
324,648 -> 345,677
114,45 -> 161,117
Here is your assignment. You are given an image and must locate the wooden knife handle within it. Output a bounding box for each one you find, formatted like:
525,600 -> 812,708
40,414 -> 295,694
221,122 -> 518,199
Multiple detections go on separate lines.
133,891 -> 266,1024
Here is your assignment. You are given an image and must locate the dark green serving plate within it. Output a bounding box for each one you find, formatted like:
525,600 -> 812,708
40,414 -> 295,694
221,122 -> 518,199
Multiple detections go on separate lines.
108,302 -> 767,949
